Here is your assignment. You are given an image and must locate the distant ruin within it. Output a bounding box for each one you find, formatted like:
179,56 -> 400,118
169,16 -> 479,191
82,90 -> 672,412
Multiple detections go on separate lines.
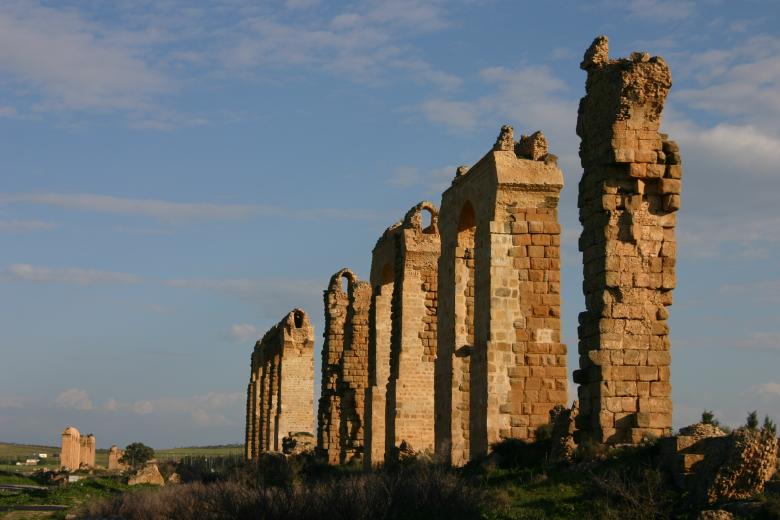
243,35 -> 686,467
108,445 -> 127,471
60,426 -> 95,470
573,36 -> 680,444
245,309 -> 314,459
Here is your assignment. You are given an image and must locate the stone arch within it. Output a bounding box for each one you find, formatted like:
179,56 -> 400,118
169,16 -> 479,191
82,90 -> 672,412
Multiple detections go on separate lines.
403,200 -> 439,234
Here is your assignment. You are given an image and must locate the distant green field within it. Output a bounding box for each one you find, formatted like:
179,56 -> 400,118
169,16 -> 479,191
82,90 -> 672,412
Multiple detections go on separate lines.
154,444 -> 243,459
0,442 -> 243,471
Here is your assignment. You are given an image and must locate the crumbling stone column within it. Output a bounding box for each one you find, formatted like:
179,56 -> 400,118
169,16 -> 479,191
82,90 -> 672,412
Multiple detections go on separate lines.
435,127 -> 567,465
316,269 -> 371,465
574,36 -> 681,444
108,445 -> 127,470
79,434 -> 96,468
245,308 -> 315,459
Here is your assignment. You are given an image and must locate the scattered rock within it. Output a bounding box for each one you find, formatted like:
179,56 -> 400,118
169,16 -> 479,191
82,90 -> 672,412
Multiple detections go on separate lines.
128,463 -> 165,486
698,510 -> 733,520
549,401 -> 578,463
282,431 -> 316,455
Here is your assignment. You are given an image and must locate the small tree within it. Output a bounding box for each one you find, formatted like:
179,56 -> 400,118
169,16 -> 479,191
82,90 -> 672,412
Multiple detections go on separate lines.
120,442 -> 155,468
746,411 -> 759,431
702,410 -> 715,425
763,416 -> 777,436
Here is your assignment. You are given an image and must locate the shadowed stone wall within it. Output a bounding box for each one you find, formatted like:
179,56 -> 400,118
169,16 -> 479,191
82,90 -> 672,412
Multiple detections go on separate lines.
574,36 -> 681,444
245,309 -> 314,459
435,126 -> 567,465
317,269 -> 371,465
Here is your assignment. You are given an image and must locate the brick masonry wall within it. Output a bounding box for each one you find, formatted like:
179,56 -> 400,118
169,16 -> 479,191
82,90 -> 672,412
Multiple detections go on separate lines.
245,309 -> 315,459
435,126 -> 567,465
573,36 -> 680,445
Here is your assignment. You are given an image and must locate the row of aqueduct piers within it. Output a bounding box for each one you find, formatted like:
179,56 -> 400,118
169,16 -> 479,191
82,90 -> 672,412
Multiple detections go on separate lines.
245,36 -> 683,467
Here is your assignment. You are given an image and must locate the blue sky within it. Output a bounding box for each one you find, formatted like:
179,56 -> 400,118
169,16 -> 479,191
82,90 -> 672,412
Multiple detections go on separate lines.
1,0 -> 779,449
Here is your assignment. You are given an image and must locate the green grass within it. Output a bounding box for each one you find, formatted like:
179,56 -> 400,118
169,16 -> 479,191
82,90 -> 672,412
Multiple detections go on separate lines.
154,444 -> 243,459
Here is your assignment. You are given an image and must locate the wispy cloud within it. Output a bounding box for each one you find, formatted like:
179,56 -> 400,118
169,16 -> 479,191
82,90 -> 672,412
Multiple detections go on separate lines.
230,324 -> 260,343
4,264 -> 141,285
0,219 -> 56,232
0,192 -> 382,222
103,392 -> 243,427
0,2 -> 167,113
754,382 -> 780,398
55,388 -> 93,411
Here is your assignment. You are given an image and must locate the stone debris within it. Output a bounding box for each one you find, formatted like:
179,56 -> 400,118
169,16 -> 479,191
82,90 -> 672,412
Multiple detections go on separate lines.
282,431 -> 316,455
60,426 -> 95,471
574,35 -> 680,445
662,423 -> 778,505
549,402 -> 578,463
245,309 -> 315,459
128,463 -> 165,486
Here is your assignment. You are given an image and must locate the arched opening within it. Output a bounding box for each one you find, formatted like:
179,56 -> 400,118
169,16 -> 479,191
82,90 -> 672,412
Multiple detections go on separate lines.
422,207 -> 436,234
293,310 -> 304,328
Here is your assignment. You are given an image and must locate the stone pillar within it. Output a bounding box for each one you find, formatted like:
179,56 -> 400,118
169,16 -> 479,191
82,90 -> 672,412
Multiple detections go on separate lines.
574,36 -> 680,445
244,308 -> 315,459
365,223 -> 400,467
386,202 -> 440,456
60,426 -> 81,470
435,126 -> 567,465
79,434 -> 96,468
340,279 -> 371,464
317,269 -> 350,464
316,269 -> 370,465
108,445 -> 127,470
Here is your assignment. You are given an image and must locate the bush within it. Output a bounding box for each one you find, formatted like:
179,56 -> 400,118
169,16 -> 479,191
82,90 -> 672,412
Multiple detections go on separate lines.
489,436 -> 551,470
74,460 -> 488,520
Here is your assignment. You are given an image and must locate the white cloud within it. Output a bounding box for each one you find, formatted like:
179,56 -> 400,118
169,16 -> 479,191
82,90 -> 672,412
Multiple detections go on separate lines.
111,392 -> 243,426
420,65 -> 578,170
0,2 -> 167,112
672,35 -> 780,130
4,264 -> 141,285
0,192 -> 381,222
0,219 -> 56,232
221,0 -> 455,87
230,323 -> 260,343
55,388 -> 93,411
755,383 -> 780,398
132,400 -> 154,415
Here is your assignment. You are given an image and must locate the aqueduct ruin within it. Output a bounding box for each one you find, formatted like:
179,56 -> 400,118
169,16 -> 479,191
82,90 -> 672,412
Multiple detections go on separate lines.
245,309 -> 314,460
244,35 -> 681,465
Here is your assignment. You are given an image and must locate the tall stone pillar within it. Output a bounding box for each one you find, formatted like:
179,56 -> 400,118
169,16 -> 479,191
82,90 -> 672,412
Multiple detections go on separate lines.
365,223 -> 400,466
79,434 -> 96,468
574,36 -> 681,444
316,269 -> 371,465
386,202 -> 440,456
435,127 -> 567,465
60,426 -> 81,470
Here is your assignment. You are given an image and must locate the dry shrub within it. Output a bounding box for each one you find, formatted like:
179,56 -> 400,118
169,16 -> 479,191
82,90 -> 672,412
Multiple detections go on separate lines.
75,461 -> 487,520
